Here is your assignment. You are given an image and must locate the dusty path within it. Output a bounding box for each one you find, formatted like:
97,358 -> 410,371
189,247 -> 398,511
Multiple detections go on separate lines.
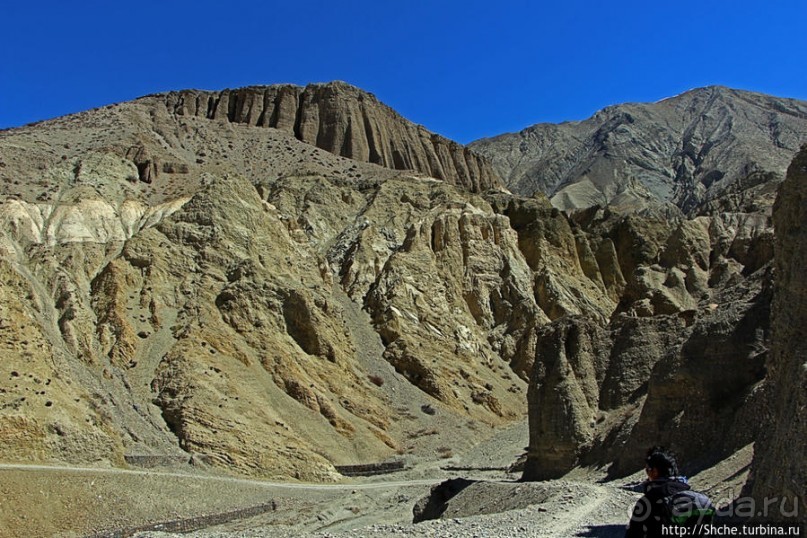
0,462 -> 640,538
0,462 -> 442,490
138,480 -> 638,538
4,450 -> 752,538
0,463 -> 441,538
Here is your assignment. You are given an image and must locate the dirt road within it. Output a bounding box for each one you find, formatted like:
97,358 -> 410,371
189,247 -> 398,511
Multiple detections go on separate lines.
2,451 -> 752,538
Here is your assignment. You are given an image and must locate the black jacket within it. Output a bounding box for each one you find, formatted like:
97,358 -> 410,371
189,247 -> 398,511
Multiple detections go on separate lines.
626,477 -> 691,538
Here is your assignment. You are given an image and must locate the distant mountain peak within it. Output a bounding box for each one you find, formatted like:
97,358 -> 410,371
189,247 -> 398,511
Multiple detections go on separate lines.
470,87 -> 807,214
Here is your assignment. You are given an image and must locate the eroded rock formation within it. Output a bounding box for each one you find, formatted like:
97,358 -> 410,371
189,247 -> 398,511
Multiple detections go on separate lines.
0,82 -> 799,486
523,206 -> 774,480
163,82 -> 501,193
0,89 -> 527,479
749,146 -> 807,519
522,148 -> 806,488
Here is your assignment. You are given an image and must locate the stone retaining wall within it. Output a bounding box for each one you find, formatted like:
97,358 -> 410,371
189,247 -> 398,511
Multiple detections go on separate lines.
86,501 -> 277,538
335,460 -> 406,476
123,454 -> 190,467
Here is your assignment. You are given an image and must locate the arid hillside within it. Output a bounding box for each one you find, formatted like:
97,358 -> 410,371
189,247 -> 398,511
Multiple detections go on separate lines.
0,83 -> 535,480
0,83 -> 801,491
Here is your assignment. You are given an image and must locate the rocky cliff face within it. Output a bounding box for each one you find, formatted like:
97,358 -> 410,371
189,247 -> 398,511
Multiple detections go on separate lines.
521,146 -> 805,499
161,82 -> 501,193
471,86 -> 807,214
0,83 -> 798,486
749,146 -> 807,519
523,202 -> 775,480
0,87 -> 532,480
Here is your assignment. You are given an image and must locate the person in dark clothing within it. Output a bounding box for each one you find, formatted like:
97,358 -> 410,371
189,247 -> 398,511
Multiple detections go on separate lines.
625,447 -> 695,538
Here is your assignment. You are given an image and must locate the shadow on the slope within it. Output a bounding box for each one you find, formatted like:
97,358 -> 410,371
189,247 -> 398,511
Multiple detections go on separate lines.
412,477 -> 476,523
574,524 -> 626,537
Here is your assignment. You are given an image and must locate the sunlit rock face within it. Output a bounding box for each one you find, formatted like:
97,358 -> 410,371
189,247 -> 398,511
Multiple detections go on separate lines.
0,82 -> 794,483
165,81 -> 502,193
0,85 -> 516,479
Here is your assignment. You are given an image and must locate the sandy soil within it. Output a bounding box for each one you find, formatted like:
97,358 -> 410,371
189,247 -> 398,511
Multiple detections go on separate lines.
0,429 -> 754,538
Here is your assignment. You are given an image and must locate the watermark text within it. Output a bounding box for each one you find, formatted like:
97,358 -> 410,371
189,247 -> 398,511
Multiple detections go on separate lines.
662,523 -> 803,536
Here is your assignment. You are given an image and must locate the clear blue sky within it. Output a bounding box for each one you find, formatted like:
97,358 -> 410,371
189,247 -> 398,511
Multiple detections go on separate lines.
2,0 -> 805,143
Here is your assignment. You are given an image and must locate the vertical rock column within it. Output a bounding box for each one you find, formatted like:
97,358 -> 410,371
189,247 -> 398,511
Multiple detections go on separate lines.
163,83 -> 502,193
750,146 -> 807,520
523,317 -> 607,480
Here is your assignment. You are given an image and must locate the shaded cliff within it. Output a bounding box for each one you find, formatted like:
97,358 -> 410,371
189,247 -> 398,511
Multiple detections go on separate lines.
749,146 -> 807,519
523,203 -> 775,480
161,81 -> 501,193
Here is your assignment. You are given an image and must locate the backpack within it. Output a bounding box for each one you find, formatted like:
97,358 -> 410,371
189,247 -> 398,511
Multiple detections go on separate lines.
664,490 -> 716,526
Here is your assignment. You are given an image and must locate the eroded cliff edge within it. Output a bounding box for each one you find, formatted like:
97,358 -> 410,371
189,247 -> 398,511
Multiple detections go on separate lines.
161,82 -> 501,193
522,147 -> 806,522
749,145 -> 807,519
